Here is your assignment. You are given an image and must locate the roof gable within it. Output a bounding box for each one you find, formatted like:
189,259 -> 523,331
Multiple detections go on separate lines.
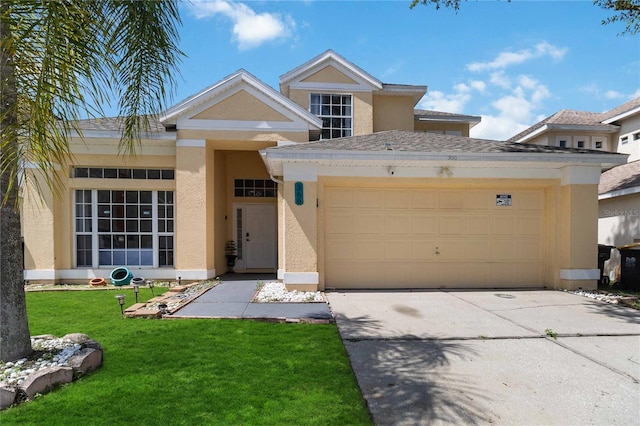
279,49 -> 383,92
160,70 -> 321,132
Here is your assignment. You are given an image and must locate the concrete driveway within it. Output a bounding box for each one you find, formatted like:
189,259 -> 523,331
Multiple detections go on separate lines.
326,290 -> 640,426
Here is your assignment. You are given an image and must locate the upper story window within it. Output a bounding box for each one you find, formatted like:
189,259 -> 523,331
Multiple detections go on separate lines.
621,136 -> 629,145
595,140 -> 603,149
310,94 -> 352,139
558,140 -> 567,148
577,140 -> 585,148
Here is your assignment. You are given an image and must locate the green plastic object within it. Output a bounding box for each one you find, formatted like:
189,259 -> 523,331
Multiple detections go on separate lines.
110,267 -> 133,286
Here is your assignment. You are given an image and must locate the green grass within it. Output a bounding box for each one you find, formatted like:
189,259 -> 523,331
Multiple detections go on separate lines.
0,288 -> 371,425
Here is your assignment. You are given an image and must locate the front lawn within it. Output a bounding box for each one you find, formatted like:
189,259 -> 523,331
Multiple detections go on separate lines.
0,288 -> 371,425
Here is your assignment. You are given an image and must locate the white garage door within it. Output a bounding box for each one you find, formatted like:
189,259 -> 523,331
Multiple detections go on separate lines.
324,186 -> 546,289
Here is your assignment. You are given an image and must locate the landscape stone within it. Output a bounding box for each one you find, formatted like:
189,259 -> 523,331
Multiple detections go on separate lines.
82,339 -> 103,351
20,366 -> 73,399
0,386 -> 16,410
62,333 -> 92,344
68,348 -> 102,375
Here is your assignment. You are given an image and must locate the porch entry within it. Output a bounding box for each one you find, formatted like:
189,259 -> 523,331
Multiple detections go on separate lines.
233,204 -> 277,270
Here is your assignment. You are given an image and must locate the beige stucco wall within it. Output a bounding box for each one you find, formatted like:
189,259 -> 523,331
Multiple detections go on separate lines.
414,122 -> 471,137
554,184 -> 599,290
22,169 -> 58,273
373,95 -> 415,132
599,194 -> 640,246
192,90 -> 291,122
301,65 -> 359,85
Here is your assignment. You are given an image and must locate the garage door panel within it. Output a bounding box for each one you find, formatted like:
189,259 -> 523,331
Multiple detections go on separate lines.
411,216 -> 437,234
384,215 -> 411,234
354,190 -> 382,209
325,186 -> 546,289
440,216 -> 465,235
385,241 -> 411,260
354,216 -> 383,234
411,191 -> 437,209
326,214 -> 354,235
383,191 -> 411,209
326,239 -> 353,260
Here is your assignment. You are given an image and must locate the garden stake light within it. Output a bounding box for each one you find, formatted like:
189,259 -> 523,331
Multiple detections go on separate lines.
115,294 -> 125,317
133,284 -> 139,303
147,280 -> 155,297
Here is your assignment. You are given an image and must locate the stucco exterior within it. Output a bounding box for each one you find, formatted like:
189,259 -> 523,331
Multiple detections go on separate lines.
21,50 -> 621,293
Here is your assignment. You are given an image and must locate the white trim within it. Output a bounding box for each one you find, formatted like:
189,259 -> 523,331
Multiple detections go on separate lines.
560,269 -> 600,280
283,163 -> 318,182
289,82 -> 374,92
283,272 -> 319,285
561,165 -> 602,185
24,269 -> 182,281
175,118 -> 315,132
24,270 -> 56,280
279,50 -> 383,90
161,70 -> 321,129
599,185 -> 640,200
602,105 -> 640,124
24,162 -> 61,170
277,269 -> 285,280
175,269 -> 217,280
70,130 -> 176,140
176,139 -> 206,148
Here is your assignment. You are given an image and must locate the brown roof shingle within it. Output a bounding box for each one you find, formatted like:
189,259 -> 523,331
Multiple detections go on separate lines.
599,160 -> 640,194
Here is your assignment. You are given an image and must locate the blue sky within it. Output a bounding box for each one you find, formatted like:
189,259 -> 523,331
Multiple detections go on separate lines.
158,0 -> 639,140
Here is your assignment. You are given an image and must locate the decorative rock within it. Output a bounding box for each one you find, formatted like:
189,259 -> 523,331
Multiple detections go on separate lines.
82,339 -> 103,352
31,334 -> 57,340
68,348 -> 102,375
62,333 -> 92,344
0,386 -> 16,410
19,366 -> 74,399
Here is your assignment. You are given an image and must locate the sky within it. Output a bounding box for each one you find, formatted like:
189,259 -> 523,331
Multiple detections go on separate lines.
150,0 -> 639,141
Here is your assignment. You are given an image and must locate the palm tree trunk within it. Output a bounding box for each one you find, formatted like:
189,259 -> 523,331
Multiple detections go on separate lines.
0,6 -> 33,362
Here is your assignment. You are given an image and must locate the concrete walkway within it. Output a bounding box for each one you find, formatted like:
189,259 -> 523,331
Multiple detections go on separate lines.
171,274 -> 332,322
326,289 -> 640,426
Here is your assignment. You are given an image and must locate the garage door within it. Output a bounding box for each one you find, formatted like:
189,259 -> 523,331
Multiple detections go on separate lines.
324,186 -> 546,289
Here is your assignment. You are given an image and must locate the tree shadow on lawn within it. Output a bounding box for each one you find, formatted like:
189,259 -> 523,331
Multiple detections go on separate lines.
335,314 -> 495,425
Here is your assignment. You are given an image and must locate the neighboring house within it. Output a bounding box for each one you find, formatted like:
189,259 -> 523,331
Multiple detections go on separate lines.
508,98 -> 640,279
21,50 -> 626,291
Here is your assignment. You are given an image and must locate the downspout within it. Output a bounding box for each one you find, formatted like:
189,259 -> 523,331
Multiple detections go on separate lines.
269,174 -> 285,280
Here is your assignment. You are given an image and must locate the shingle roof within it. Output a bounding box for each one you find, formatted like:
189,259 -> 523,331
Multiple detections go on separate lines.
71,116 -> 166,132
414,109 -> 481,122
271,130 -> 615,155
600,97 -> 640,122
599,160 -> 640,194
508,98 -> 640,143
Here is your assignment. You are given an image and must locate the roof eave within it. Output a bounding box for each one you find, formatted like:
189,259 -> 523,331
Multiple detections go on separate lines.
602,105 -> 640,124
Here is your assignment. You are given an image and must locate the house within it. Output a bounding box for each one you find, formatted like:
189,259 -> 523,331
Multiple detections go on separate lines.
21,50 -> 626,291
508,98 -> 640,280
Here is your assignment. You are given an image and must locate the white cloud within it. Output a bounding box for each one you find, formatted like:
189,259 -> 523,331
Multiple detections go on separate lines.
604,90 -> 625,99
490,71 -> 511,89
467,41 -> 567,72
469,80 -> 487,92
189,0 -> 295,50
418,88 -> 471,114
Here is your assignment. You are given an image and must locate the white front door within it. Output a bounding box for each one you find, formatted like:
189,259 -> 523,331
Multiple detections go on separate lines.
237,204 -> 277,269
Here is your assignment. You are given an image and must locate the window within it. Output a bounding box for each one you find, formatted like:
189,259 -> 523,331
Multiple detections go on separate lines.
621,136 -> 629,145
634,133 -> 640,141
595,141 -> 603,149
577,140 -> 585,148
558,140 -> 567,148
74,190 -> 174,268
73,167 -> 174,180
310,94 -> 352,139
234,179 -> 276,198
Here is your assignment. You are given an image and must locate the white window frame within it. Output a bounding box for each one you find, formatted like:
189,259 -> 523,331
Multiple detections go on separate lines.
73,189 -> 174,269
309,93 -> 353,139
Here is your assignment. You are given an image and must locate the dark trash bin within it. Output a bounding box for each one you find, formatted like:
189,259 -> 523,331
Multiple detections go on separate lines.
618,243 -> 640,291
597,244 -> 616,286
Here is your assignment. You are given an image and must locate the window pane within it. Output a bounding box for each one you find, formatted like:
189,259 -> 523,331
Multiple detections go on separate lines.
112,191 -> 124,203
140,220 -> 152,232
75,168 -> 89,178
141,235 -> 153,248
104,168 -> 117,178
147,169 -> 160,179
89,168 -> 102,178
133,169 -> 146,179
140,191 -> 152,203
126,191 -> 138,203
98,190 -> 110,203
161,170 -> 174,180
126,220 -> 138,232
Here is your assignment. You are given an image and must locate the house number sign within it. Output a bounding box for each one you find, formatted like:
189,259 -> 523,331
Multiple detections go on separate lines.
496,194 -> 512,206
295,182 -> 304,205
